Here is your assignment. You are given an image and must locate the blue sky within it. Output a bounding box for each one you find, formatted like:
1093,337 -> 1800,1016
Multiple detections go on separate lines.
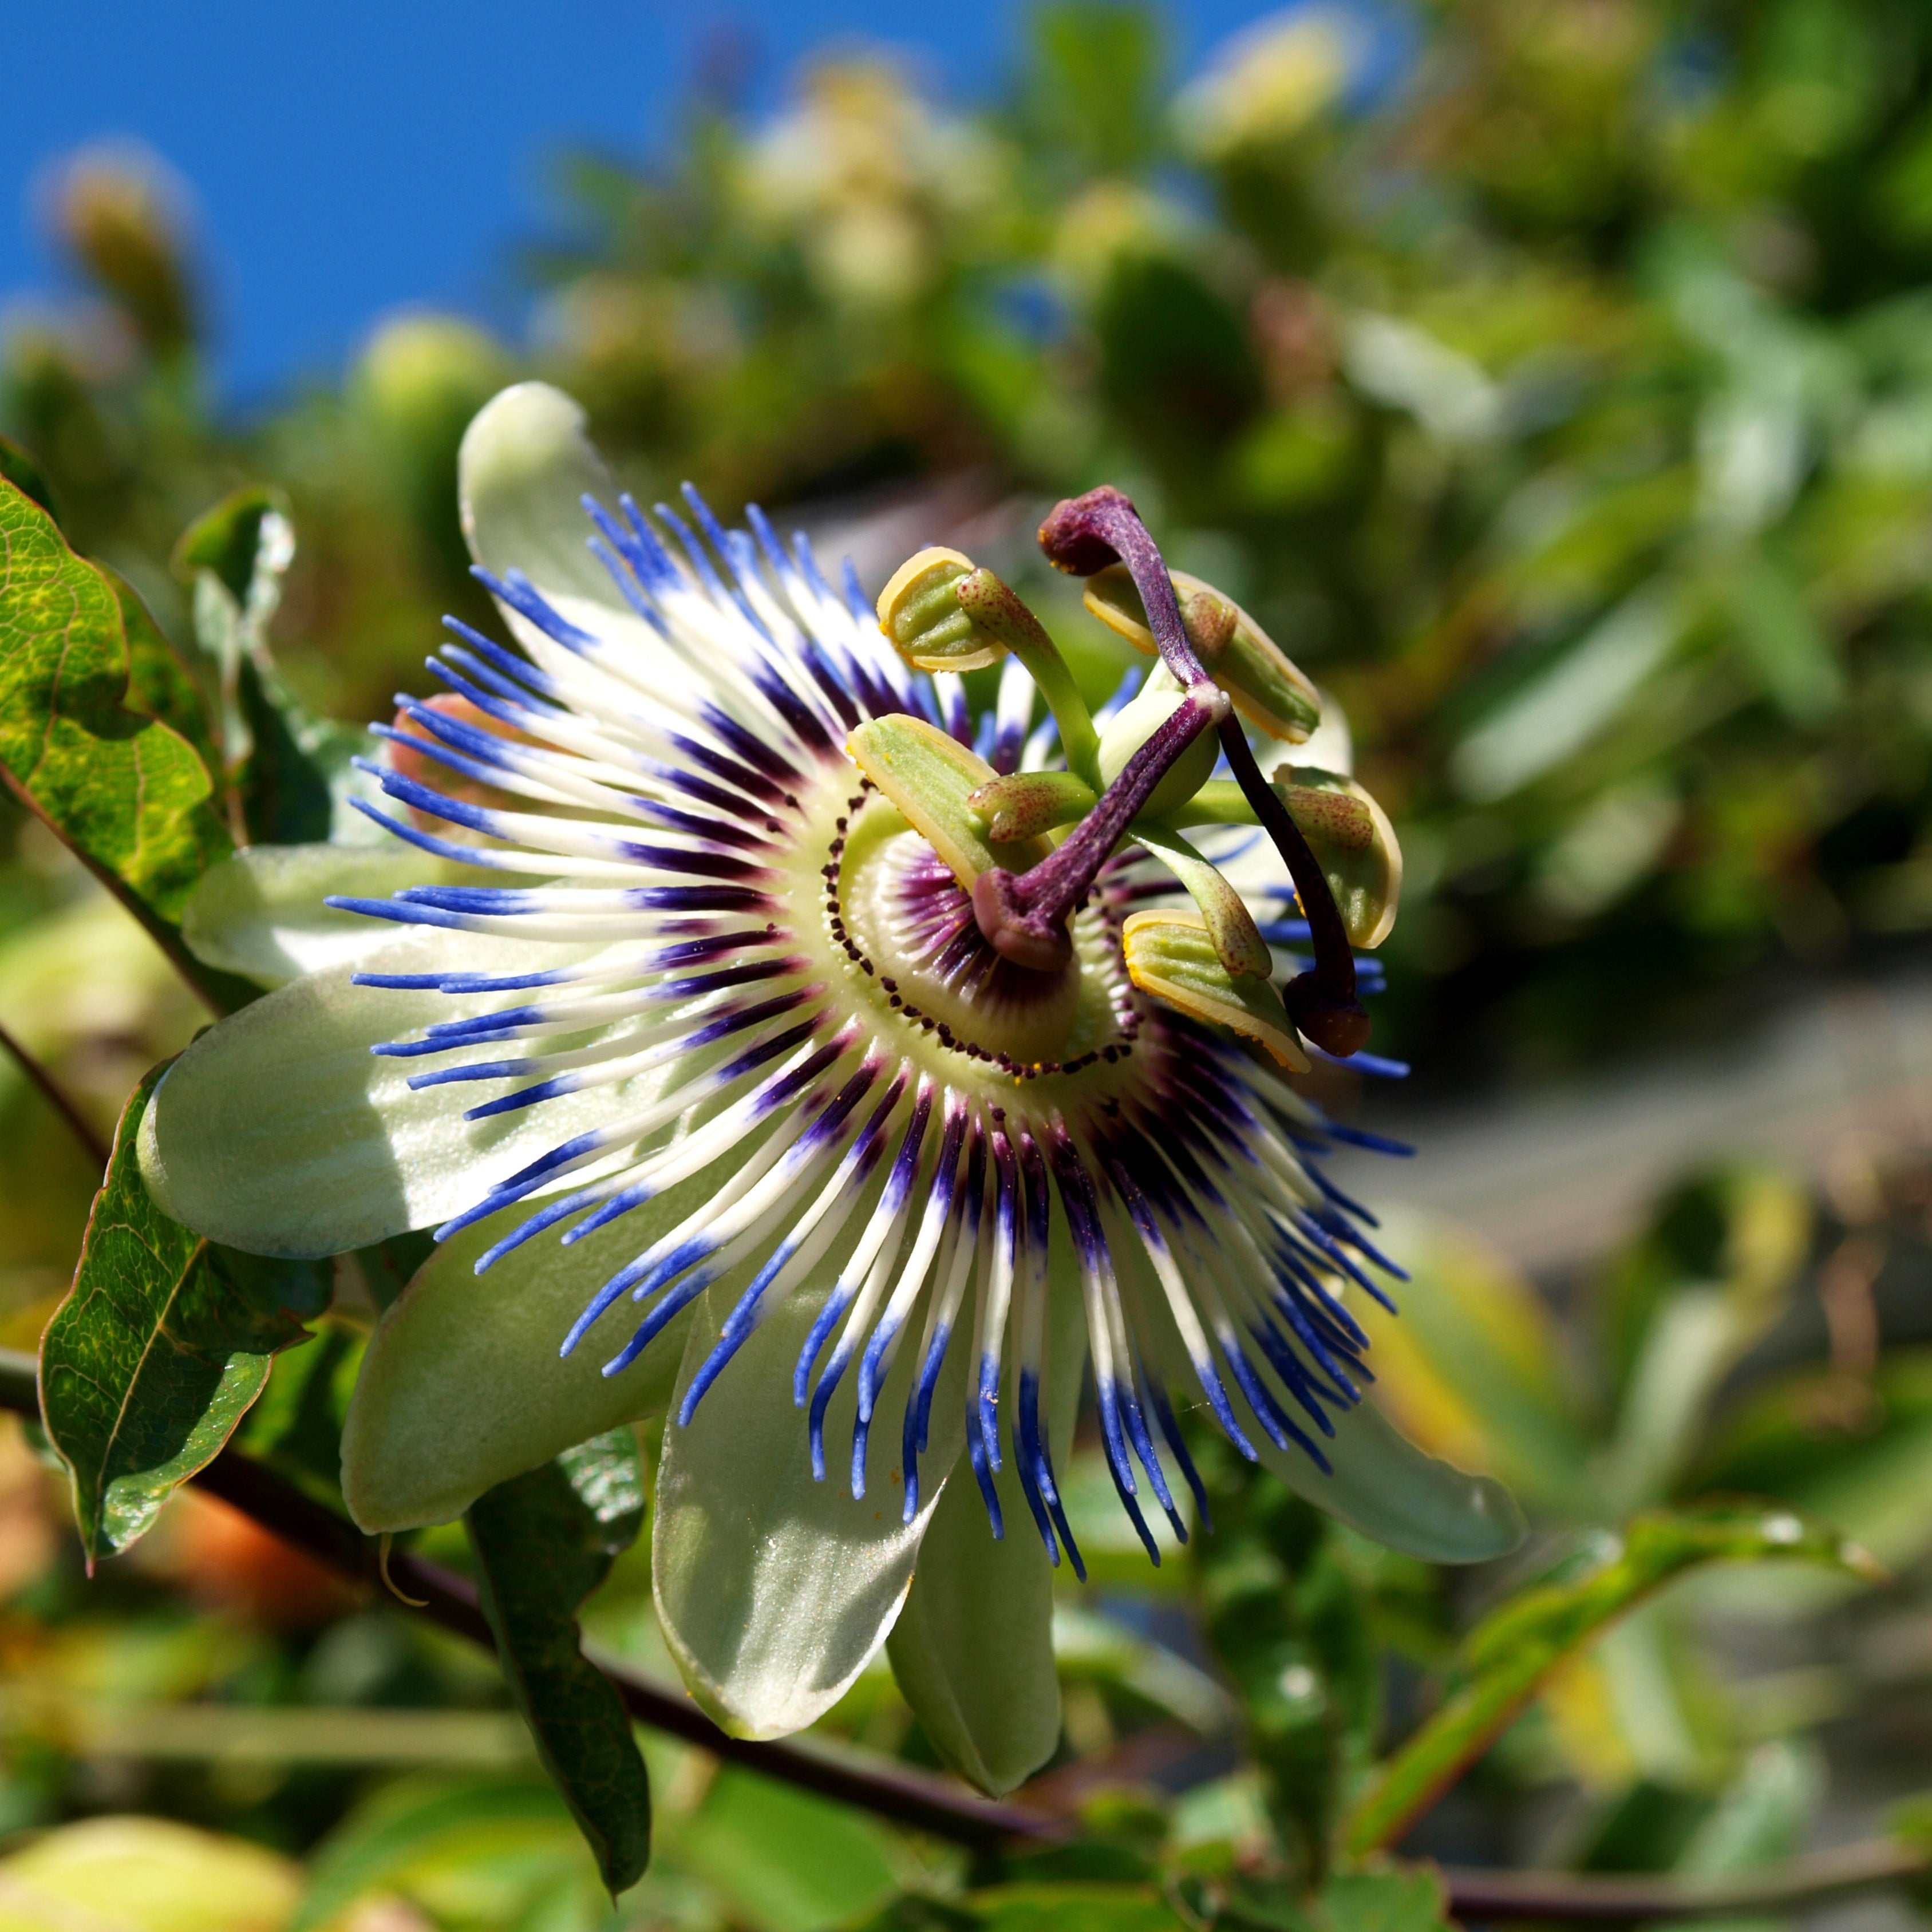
2,1 -> 1286,408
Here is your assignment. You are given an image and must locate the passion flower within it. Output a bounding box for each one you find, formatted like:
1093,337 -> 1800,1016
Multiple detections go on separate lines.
139,382 -> 1520,1785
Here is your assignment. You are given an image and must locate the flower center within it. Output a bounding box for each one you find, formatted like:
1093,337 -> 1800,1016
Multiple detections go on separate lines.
828,789 -> 1137,1078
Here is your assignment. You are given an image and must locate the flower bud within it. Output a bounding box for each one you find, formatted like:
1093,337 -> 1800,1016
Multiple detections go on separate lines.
1082,563 -> 1321,740
1095,665 -> 1220,817
50,147 -> 197,359
875,547 -> 1006,672
358,314 -> 511,447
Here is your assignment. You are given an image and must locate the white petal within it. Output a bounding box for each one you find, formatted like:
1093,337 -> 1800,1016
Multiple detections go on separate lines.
1252,1394 -> 1527,1564
138,928 -> 665,1258
652,1271 -> 970,1741
1144,1280 -> 1524,1562
181,845 -> 472,988
341,1204 -> 701,1532
459,382 -> 681,682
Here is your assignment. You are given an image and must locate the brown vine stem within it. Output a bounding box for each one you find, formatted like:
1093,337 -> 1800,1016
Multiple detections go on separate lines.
0,1342 -> 1923,1918
0,1020 -> 109,1172
1437,1839 -> 1930,1921
0,1346 -> 1051,1849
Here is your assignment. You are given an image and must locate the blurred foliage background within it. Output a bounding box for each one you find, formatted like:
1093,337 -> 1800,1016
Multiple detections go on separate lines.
5,1 -> 1932,1927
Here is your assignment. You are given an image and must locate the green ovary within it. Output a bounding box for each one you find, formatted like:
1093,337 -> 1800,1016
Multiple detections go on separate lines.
834,795 -> 1133,1076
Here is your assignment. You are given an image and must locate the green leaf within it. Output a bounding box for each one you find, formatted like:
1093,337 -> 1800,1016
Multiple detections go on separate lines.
0,430 -> 60,522
1449,586 -> 1678,801
1191,1439 -> 1380,1880
292,1778 -> 579,1932
173,484 -> 386,846
173,487 -> 281,605
351,1229 -> 436,1311
38,1062 -> 330,1563
0,1816 -> 300,1932
858,1885 -> 1184,1932
1697,1350 -> 1932,1575
235,655 -> 386,846
1601,1167 -> 1812,1512
1726,547 -> 1842,725
1343,1507 -> 1881,1857
1673,1738 -> 1822,1884
466,1431 -> 652,1898
233,1319 -> 367,1512
0,475 -> 247,1010
670,1767 -> 903,1932
106,562 -> 219,775
967,1883 -> 1186,1932
1320,1867 -> 1453,1932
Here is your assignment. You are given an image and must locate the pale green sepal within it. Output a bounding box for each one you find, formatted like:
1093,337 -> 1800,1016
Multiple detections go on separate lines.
459,381 -> 675,683
653,1272 -> 970,1741
181,844 -> 490,987
1254,1396 -> 1526,1565
1138,1274 -> 1523,1562
845,716 -> 1050,891
340,1202 -> 707,1532
461,382 -> 615,604
138,928 -> 667,1258
887,1456 -> 1059,1795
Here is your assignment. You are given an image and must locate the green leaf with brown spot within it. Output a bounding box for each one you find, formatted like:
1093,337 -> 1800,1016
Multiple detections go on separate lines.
0,476 -> 248,1010
38,1063 -> 330,1564
107,562 -> 219,775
